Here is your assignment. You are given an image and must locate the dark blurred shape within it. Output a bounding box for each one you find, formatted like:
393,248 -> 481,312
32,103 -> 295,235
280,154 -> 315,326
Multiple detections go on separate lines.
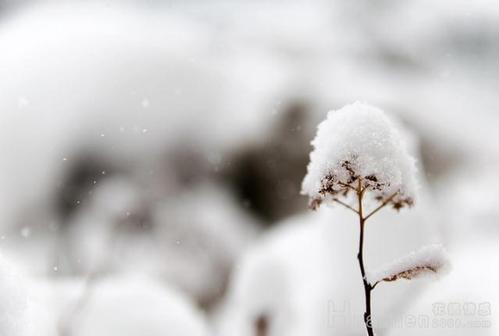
377,46 -> 425,72
0,0 -> 31,17
419,136 -> 464,181
395,111 -> 465,181
254,314 -> 270,336
168,144 -> 211,188
56,154 -> 114,222
448,24 -> 499,59
222,102 -> 311,224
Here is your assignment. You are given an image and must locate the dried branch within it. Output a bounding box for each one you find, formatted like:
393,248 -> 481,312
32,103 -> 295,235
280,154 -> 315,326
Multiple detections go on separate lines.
332,198 -> 358,214
382,265 -> 437,282
363,191 -> 399,221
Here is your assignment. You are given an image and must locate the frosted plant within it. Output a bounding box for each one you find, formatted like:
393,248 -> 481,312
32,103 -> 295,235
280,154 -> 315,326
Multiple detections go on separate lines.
302,102 -> 448,336
366,244 -> 449,286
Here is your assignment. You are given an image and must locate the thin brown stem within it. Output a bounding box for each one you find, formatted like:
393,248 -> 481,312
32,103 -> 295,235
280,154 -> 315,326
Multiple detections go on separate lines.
356,179 -> 374,336
332,198 -> 359,214
363,191 -> 399,221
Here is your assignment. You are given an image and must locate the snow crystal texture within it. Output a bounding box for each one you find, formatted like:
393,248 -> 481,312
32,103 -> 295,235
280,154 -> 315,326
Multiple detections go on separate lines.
302,102 -> 417,206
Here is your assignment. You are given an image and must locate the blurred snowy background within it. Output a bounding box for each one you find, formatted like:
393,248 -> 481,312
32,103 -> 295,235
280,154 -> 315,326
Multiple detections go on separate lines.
0,0 -> 498,335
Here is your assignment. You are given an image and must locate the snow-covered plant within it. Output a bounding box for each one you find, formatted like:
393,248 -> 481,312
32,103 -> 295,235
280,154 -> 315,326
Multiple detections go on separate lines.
366,244 -> 448,285
302,102 -> 448,336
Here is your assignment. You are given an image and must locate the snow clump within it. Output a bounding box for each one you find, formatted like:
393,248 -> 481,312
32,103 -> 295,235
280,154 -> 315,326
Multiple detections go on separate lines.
366,244 -> 449,285
302,102 -> 417,210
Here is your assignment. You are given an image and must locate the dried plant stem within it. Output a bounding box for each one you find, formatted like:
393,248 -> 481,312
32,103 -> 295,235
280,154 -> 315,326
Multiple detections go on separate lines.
326,181 -> 399,335
356,178 -> 374,336
363,191 -> 398,221
332,198 -> 359,214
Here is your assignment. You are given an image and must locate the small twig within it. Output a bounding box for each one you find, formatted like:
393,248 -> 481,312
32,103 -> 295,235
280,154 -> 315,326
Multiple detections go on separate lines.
371,280 -> 381,290
363,191 -> 399,221
332,198 -> 358,214
338,182 -> 357,191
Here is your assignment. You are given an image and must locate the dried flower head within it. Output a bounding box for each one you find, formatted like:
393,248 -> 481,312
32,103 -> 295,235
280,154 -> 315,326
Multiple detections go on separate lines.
382,265 -> 437,282
301,102 -> 417,210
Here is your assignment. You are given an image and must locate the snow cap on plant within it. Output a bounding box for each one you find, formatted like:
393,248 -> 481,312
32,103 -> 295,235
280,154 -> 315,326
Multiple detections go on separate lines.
301,102 -> 417,210
366,244 -> 450,286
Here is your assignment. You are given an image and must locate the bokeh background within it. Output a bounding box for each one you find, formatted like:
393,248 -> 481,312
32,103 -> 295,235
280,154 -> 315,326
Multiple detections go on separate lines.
0,1 -> 498,335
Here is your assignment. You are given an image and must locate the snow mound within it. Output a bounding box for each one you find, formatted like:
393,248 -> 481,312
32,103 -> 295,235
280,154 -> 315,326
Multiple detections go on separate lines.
0,254 -> 29,336
70,275 -> 209,336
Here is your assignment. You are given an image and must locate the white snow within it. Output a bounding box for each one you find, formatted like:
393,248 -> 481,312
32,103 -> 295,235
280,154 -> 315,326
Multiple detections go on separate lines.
0,255 -> 29,336
366,244 -> 449,285
0,1 -> 285,232
21,275 -> 209,336
62,181 -> 259,306
70,275 -> 209,336
387,240 -> 499,336
302,102 -> 418,208
152,183 -> 259,305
